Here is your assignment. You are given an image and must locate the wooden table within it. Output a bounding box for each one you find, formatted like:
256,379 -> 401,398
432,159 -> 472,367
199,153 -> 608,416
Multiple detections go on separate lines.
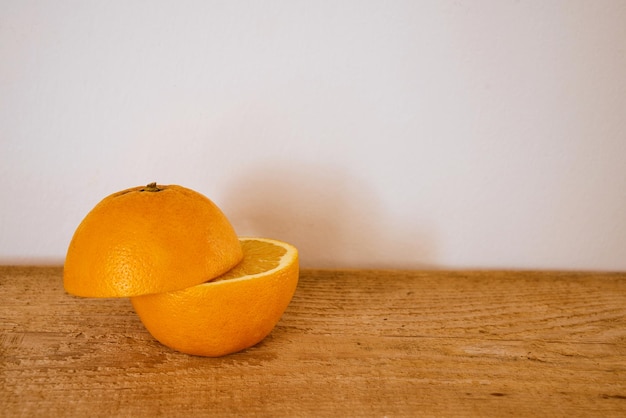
2,267 -> 625,417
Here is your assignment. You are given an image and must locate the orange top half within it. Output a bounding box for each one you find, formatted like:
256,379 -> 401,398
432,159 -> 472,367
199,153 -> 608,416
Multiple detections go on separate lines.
63,183 -> 243,298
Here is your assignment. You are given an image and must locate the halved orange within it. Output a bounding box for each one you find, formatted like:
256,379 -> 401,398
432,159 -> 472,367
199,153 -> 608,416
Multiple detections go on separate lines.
64,183 -> 243,298
130,238 -> 299,357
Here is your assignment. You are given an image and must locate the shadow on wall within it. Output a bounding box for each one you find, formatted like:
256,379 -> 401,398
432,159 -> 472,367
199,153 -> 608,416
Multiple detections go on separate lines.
220,161 -> 438,270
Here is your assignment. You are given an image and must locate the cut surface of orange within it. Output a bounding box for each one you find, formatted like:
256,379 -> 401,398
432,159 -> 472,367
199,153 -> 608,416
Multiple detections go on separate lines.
130,237 -> 299,357
64,183 -> 243,298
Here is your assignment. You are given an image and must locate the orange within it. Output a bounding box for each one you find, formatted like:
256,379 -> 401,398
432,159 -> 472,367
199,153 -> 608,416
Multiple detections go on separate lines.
130,237 -> 299,357
64,182 -> 243,298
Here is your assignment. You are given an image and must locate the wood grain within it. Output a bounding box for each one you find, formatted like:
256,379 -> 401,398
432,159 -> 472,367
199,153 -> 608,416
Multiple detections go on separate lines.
1,267 -> 626,417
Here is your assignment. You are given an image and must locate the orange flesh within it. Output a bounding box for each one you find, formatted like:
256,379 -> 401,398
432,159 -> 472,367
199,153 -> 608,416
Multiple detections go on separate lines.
212,239 -> 287,281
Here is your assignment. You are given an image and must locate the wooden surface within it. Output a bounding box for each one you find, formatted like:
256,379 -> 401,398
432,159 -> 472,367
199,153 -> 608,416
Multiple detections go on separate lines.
2,267 -> 626,417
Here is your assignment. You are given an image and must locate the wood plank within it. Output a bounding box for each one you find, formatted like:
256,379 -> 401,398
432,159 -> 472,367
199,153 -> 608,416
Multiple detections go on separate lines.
1,267 -> 626,417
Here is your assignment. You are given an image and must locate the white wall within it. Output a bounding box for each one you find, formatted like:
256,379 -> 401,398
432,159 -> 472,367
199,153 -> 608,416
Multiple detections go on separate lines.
2,1 -> 625,270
